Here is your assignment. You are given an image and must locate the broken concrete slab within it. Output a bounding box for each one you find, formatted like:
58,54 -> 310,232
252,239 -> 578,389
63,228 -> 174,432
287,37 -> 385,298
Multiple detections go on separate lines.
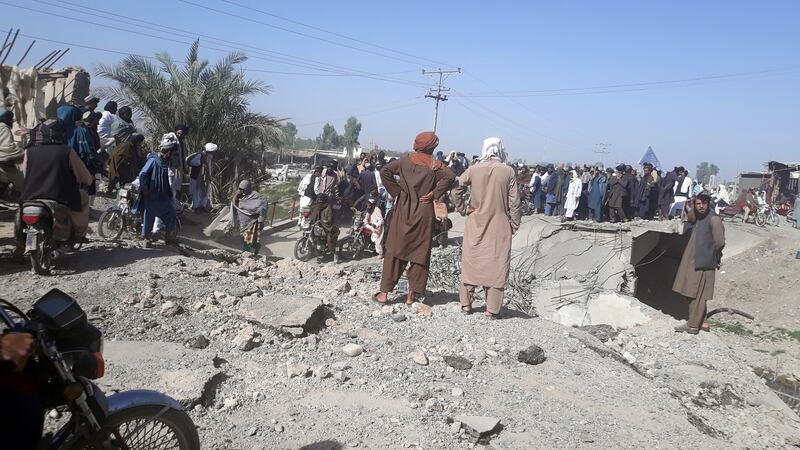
586,292 -> 656,328
99,340 -> 220,407
238,294 -> 324,334
455,415 -> 500,437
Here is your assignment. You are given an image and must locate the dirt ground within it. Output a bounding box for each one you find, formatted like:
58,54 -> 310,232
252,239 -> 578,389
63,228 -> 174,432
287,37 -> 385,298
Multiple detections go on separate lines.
1,198 -> 799,449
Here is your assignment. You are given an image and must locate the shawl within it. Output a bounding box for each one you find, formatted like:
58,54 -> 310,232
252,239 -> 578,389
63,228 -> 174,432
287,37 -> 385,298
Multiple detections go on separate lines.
57,105 -> 100,174
230,191 -> 269,232
140,152 -> 172,200
693,210 -> 719,270
111,119 -> 137,143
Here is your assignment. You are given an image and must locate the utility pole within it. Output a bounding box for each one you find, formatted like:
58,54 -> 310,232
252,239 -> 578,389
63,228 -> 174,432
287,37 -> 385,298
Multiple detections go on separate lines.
423,68 -> 461,132
594,143 -> 611,166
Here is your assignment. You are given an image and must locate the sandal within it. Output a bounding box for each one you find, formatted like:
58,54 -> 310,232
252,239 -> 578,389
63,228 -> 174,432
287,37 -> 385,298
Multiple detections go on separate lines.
484,311 -> 499,320
372,292 -> 389,304
461,305 -> 473,315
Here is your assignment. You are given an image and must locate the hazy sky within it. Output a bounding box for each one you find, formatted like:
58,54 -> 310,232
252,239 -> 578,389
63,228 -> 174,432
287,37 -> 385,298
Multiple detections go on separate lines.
5,0 -> 799,178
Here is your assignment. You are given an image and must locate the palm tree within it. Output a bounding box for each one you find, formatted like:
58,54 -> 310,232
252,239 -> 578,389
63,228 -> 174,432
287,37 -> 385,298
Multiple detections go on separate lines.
96,40 -> 283,202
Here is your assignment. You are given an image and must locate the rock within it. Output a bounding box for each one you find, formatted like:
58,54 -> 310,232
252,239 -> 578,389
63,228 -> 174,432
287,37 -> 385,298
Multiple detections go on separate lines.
238,295 -> 324,334
456,415 -> 500,438
380,305 -> 395,316
451,388 -> 464,397
282,326 -> 305,337
333,371 -> 348,382
425,398 -> 443,412
160,300 -> 184,317
444,355 -> 472,370
335,280 -> 351,293
342,343 -> 364,357
408,351 -> 429,366
330,361 -> 351,371
622,351 -> 637,364
221,397 -> 239,410
311,366 -> 330,379
189,335 -> 210,349
411,302 -> 433,317
287,362 -> 311,379
517,345 -> 546,365
325,318 -> 337,327
232,325 -> 257,351
391,313 -> 407,323
578,324 -> 619,342
247,427 -> 257,436
274,425 -> 284,433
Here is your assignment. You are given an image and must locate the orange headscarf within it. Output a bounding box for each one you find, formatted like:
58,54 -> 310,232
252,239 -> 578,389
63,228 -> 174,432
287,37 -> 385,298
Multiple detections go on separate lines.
409,131 -> 445,170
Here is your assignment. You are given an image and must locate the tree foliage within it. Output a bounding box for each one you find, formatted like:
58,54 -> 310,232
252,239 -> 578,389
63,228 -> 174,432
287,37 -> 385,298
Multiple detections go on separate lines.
315,123 -> 341,150
341,116 -> 361,151
96,40 -> 282,201
695,162 -> 720,184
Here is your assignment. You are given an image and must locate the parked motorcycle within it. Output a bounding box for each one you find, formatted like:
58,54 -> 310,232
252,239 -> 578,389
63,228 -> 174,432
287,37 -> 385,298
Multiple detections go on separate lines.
717,203 -> 766,227
0,289 -> 199,449
97,185 -> 182,240
337,211 -> 377,260
294,210 -> 336,261
19,199 -> 83,275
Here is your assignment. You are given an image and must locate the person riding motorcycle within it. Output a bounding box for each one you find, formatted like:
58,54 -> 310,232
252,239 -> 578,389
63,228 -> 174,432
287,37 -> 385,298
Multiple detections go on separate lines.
14,118 -> 93,258
736,188 -> 757,223
309,193 -> 339,263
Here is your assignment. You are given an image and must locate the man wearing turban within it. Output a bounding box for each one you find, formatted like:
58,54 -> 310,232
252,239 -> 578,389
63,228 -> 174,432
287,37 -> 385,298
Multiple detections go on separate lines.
373,131 -> 455,305
451,137 -> 521,318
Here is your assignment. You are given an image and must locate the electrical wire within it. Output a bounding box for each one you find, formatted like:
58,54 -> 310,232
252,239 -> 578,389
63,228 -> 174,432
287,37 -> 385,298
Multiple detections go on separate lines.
460,67 -> 800,98
6,1 -> 431,89
180,0 -> 440,68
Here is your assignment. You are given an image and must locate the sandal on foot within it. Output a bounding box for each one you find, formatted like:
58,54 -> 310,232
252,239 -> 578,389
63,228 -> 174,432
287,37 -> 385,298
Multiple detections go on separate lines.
461,306 -> 473,315
484,311 -> 499,320
372,293 -> 389,304
674,324 -> 699,334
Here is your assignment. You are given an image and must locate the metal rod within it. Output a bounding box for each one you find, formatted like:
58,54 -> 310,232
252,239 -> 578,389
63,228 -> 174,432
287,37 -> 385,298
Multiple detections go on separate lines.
44,48 -> 69,70
15,40 -> 35,66
33,50 -> 57,69
35,50 -> 59,70
0,28 -> 20,65
0,28 -> 13,61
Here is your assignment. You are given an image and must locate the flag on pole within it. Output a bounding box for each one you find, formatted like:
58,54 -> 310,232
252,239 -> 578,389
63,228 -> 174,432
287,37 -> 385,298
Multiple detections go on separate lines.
638,146 -> 662,170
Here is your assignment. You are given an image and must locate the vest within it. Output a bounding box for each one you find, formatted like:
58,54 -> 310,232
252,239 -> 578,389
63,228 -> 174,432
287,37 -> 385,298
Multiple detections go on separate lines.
22,144 -> 81,211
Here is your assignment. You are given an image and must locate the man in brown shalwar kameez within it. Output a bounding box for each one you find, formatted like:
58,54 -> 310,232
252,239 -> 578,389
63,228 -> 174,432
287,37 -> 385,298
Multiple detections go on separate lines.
452,137 -> 521,318
672,193 -> 725,334
373,131 -> 455,305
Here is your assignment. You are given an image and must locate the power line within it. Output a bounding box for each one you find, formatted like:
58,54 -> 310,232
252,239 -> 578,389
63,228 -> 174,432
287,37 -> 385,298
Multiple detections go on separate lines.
459,66 -> 800,97
178,0 -> 437,68
7,1 -> 431,89
295,99 -> 427,128
220,0 -> 452,68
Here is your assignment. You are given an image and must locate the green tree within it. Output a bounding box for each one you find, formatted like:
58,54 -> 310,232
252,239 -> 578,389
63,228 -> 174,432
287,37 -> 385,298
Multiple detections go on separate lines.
281,121 -> 298,148
96,40 -> 282,201
316,123 -> 341,150
341,116 -> 362,151
695,162 -> 720,184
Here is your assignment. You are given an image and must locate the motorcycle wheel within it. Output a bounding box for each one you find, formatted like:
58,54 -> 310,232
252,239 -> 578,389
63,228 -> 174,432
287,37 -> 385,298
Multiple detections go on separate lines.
755,213 -> 767,227
98,209 -> 125,240
29,233 -> 51,275
337,235 -> 362,261
294,237 -> 314,261
71,404 -> 199,450
768,213 -> 779,227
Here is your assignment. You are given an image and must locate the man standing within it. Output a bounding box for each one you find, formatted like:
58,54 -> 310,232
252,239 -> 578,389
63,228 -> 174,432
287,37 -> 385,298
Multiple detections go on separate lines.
632,163 -> 657,219
659,166 -> 679,219
607,165 -> 629,223
107,133 -> 145,192
185,142 -> 217,212
364,197 -> 385,257
452,137 -> 521,318
373,131 -> 455,305
230,180 -> 269,255
588,167 -> 608,222
672,194 -> 725,334
97,101 -> 117,154
529,166 -> 543,214
111,106 -> 137,150
544,165 -> 558,216
308,193 -> 339,263
138,138 -> 178,243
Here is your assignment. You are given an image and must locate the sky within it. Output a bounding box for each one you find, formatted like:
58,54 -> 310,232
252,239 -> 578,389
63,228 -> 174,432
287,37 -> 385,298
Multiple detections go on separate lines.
4,0 -> 799,179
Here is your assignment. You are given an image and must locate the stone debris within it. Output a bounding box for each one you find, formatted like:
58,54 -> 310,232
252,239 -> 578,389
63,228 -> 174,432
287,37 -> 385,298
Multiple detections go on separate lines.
408,351 -> 429,366
443,355 -> 472,370
189,334 -> 210,349
160,300 -> 184,317
456,415 -> 501,438
411,302 -> 433,317
286,362 -> 311,379
391,313 -> 407,322
341,343 -> 364,357
232,325 -> 257,351
517,345 -> 547,365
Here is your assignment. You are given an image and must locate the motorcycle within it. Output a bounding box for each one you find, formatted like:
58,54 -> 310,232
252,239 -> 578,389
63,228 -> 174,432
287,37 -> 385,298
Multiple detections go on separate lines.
0,289 -> 199,449
518,184 -> 533,216
97,185 -> 182,240
717,203 -> 766,226
294,210 -> 336,262
19,199 -> 83,275
337,211 -> 377,260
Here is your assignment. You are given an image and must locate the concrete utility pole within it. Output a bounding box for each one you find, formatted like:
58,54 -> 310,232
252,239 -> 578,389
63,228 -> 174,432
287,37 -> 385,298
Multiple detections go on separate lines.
422,68 -> 461,133
594,143 -> 611,166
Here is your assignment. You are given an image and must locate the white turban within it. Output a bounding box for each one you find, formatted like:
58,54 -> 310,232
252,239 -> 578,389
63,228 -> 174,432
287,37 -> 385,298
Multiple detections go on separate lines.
204,142 -> 218,152
479,137 -> 506,162
160,132 -> 179,150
